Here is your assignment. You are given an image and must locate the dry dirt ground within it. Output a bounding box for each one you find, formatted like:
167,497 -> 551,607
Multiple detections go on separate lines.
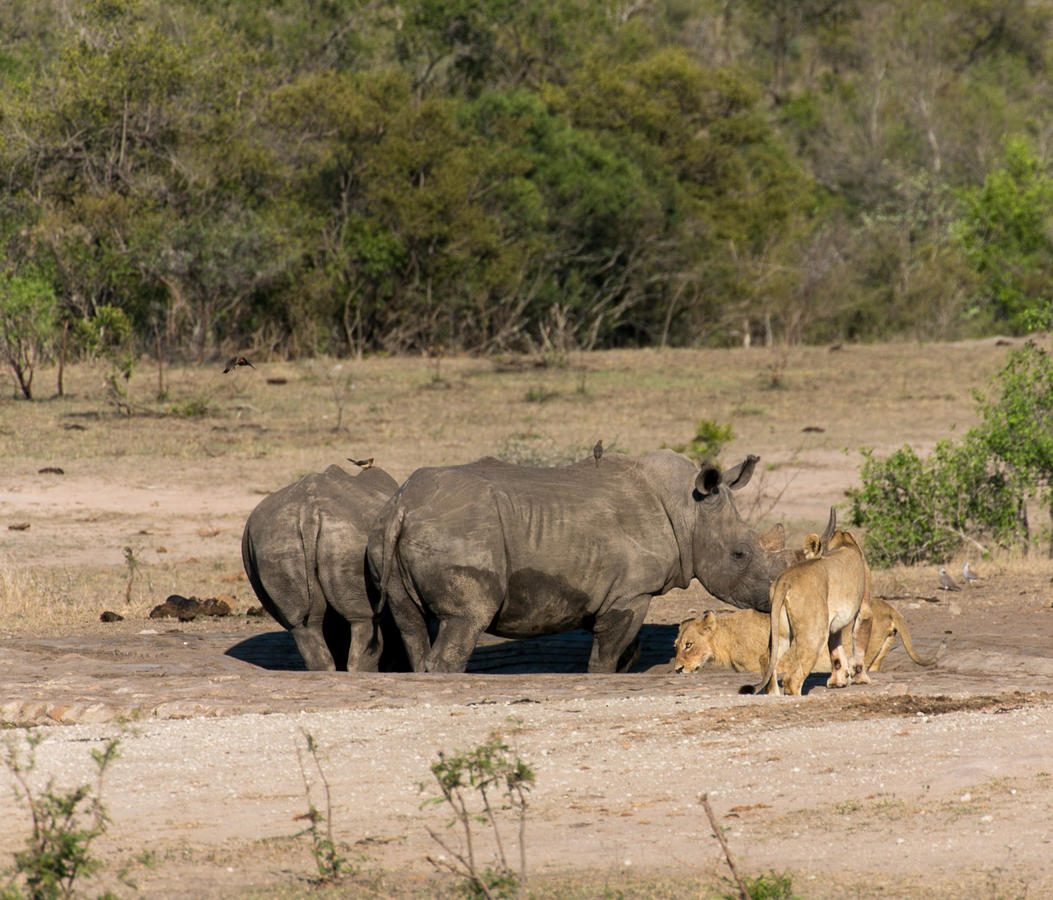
1,343 -> 1052,898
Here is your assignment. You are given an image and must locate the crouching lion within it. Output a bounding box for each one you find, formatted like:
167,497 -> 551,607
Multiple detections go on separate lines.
751,527 -> 873,695
673,598 -> 943,675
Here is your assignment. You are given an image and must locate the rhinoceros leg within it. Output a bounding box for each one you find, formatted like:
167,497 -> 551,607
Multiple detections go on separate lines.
427,616 -> 489,672
347,618 -> 382,672
382,575 -> 433,672
588,594 -> 650,673
321,605 -> 352,670
250,558 -> 336,671
288,622 -> 337,671
406,567 -> 499,673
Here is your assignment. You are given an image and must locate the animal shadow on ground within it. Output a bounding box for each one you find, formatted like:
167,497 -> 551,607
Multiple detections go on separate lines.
225,623 -> 680,674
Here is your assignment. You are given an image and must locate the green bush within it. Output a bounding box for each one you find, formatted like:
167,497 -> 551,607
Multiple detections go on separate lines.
729,870 -> 799,900
672,419 -> 735,465
973,340 -> 1053,551
421,733 -> 535,899
0,271 -> 58,400
2,733 -> 121,900
850,343 -> 1053,566
848,439 -> 1022,567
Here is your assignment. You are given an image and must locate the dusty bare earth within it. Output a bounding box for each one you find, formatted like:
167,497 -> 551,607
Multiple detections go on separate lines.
1,345 -> 1052,898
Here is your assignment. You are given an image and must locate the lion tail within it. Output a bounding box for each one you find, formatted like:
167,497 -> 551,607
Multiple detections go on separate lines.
890,605 -> 945,667
744,580 -> 785,695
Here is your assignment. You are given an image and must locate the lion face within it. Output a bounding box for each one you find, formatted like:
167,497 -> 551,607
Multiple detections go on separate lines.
674,614 -> 716,673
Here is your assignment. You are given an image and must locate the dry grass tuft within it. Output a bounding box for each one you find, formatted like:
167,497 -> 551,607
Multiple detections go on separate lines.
1,339 -> 1043,633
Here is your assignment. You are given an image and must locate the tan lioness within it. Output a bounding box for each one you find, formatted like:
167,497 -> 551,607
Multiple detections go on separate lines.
673,598 -> 942,675
752,528 -> 873,695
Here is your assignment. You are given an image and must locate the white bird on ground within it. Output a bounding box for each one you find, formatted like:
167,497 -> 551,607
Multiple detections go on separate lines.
938,567 -> 962,591
962,562 -> 981,583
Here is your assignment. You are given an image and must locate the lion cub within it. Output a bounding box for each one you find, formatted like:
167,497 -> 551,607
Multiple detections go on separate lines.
751,528 -> 873,696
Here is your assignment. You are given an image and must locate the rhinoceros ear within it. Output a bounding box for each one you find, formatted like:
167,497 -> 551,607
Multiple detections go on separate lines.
722,455 -> 760,491
694,463 -> 723,499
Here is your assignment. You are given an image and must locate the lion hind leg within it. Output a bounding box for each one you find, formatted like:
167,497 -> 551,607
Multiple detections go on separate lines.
783,641 -> 821,695
781,595 -> 825,695
827,639 -> 850,688
849,564 -> 874,683
849,603 -> 873,684
867,627 -> 896,671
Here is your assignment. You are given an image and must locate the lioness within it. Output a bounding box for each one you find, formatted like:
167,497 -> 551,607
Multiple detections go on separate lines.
673,598 -> 942,675
752,528 -> 873,695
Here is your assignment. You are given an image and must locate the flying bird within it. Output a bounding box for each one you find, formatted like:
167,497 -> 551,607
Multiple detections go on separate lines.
348,457 -> 374,469
962,562 -> 980,583
938,567 -> 962,592
223,356 -> 254,374
593,440 -> 603,467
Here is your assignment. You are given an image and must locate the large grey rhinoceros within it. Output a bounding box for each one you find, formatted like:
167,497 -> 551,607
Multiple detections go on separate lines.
366,450 -> 783,673
242,463 -> 405,672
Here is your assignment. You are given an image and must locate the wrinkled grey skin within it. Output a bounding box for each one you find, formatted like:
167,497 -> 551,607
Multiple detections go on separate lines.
366,451 -> 782,674
242,464 -> 403,672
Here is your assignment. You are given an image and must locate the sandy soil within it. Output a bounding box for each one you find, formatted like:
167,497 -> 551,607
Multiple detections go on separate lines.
1,347 -> 1052,898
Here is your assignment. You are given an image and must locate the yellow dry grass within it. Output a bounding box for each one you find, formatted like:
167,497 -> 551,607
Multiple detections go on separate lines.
0,337 -> 1045,632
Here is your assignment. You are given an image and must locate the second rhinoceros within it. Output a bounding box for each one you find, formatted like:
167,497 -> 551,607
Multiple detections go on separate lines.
242,463 -> 404,671
366,451 -> 783,673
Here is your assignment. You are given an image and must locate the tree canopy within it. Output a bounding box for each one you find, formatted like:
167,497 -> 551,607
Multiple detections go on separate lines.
1,0 -> 1051,361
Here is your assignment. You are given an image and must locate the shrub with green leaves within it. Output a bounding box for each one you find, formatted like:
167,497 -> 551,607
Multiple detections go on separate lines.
421,733 -> 535,900
672,419 -> 735,465
2,732 -> 121,900
726,869 -> 800,900
972,340 -> 1053,551
0,271 -> 59,401
76,305 -> 137,414
849,343 -> 1051,565
848,440 -> 1021,567
296,730 -> 353,885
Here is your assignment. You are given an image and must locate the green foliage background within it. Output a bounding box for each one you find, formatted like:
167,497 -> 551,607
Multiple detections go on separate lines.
849,342 -> 1053,565
1,0 -> 1051,361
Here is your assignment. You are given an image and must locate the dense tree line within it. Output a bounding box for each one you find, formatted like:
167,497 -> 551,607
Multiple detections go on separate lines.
1,0 -> 1051,375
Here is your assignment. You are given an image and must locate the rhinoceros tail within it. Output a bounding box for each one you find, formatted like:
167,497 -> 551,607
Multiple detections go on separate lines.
298,504 -> 324,623
241,521 -> 268,608
373,506 -> 406,615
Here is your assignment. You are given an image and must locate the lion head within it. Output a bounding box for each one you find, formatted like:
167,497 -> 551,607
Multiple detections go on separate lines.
674,612 -> 719,673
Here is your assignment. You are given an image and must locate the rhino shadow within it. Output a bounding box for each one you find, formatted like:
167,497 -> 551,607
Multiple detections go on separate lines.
225,623 -> 680,674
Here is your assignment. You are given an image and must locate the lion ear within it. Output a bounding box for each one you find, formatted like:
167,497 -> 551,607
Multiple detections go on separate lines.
700,611 -> 716,628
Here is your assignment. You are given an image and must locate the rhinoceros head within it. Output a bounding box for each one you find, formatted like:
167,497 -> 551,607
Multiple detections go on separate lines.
688,455 -> 778,611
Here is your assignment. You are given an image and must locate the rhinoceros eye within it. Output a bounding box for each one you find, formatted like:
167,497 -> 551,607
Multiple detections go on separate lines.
731,544 -> 751,565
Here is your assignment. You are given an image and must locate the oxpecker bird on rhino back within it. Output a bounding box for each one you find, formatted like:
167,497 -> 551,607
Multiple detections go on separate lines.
366,450 -> 778,674
242,464 -> 404,672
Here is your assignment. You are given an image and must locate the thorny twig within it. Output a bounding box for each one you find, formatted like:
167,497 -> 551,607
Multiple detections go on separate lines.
700,792 -> 750,900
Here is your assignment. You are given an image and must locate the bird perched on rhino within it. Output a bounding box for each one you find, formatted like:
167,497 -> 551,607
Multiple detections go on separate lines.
348,457 -> 374,469
962,562 -> 980,583
593,440 -> 603,467
938,566 -> 962,591
223,356 -> 254,374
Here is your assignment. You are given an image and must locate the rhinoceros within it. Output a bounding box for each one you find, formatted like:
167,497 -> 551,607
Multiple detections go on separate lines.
366,451 -> 784,674
242,463 -> 405,671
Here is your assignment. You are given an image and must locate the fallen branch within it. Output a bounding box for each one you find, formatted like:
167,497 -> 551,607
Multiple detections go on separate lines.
700,792 -> 750,900
938,524 -> 989,556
